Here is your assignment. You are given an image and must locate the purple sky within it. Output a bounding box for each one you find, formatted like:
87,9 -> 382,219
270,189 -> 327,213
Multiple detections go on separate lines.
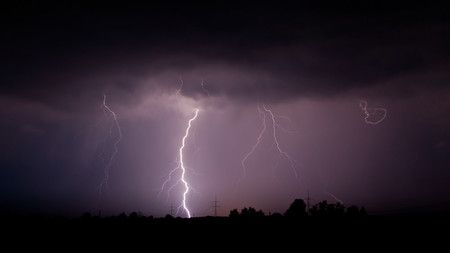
1,2 -> 450,216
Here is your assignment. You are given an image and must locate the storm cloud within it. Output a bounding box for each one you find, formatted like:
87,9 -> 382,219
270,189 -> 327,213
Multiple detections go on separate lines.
1,2 -> 449,216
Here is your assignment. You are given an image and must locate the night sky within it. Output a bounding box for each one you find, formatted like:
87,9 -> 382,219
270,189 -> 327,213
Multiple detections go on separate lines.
1,1 -> 450,217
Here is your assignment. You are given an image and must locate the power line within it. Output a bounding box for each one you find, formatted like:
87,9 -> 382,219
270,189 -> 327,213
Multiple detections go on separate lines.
213,195 -> 220,217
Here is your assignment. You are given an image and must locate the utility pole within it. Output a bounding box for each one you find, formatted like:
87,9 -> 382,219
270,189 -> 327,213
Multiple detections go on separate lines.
213,195 -> 220,217
170,203 -> 174,216
306,191 -> 311,212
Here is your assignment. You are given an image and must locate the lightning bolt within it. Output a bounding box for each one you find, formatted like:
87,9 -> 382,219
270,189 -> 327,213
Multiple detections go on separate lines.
238,104 -> 299,187
325,190 -> 344,204
200,79 -> 210,97
238,105 -> 266,185
263,105 -> 299,179
160,108 -> 200,218
178,109 -> 199,218
158,159 -> 180,201
359,100 -> 387,125
175,75 -> 184,96
99,94 -> 122,197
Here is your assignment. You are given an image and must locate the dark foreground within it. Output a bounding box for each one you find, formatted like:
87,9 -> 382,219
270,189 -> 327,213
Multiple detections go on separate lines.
2,214 -> 449,249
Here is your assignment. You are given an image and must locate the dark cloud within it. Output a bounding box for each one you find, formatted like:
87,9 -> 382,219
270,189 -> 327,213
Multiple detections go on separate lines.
1,1 -> 450,109
1,2 -> 449,215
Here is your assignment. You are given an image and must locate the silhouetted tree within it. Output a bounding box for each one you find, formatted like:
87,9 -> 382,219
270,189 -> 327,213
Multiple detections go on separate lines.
240,207 -> 249,217
285,199 -> 307,218
346,205 -> 360,217
308,201 -> 368,217
326,203 -> 345,217
129,212 -> 138,219
255,209 -> 265,217
81,212 -> 92,220
229,209 -> 239,218
346,205 -> 367,217
241,207 -> 257,217
335,203 -> 345,216
310,200 -> 332,217
232,207 -> 265,218
118,212 -> 128,220
270,212 -> 283,218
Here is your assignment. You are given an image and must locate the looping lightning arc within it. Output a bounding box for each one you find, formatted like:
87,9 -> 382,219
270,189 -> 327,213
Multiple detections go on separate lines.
359,100 -> 387,125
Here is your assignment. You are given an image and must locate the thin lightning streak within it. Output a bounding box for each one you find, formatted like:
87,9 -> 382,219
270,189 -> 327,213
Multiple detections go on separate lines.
200,79 -> 210,97
359,100 -> 387,125
274,121 -> 298,134
99,94 -> 122,197
263,105 -> 299,178
175,76 -> 184,96
325,190 -> 344,204
238,104 -> 299,188
238,105 -> 266,185
158,162 -> 180,199
179,109 -> 199,218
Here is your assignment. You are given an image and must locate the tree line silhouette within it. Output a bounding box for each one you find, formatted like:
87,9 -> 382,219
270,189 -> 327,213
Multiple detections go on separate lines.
229,199 -> 366,219
76,198 -> 367,222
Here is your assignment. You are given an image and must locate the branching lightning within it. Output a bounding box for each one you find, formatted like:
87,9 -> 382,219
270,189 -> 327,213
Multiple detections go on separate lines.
238,105 -> 267,185
99,94 -> 122,197
200,79 -> 210,97
179,108 -> 199,218
159,108 -> 200,218
175,76 -> 184,96
238,104 -> 299,186
359,100 -> 387,125
263,105 -> 299,178
158,159 -> 180,200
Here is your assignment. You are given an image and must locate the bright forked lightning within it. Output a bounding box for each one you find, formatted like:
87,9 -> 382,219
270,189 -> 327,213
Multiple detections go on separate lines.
359,100 -> 387,125
99,94 -> 122,197
179,108 -> 199,218
160,108 -> 199,218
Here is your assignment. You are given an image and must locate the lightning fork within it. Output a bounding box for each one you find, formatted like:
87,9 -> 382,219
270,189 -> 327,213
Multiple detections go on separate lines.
160,108 -> 200,218
237,105 -> 267,186
178,108 -> 199,218
99,94 -> 122,197
263,105 -> 299,179
237,104 -> 299,190
200,79 -> 210,97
